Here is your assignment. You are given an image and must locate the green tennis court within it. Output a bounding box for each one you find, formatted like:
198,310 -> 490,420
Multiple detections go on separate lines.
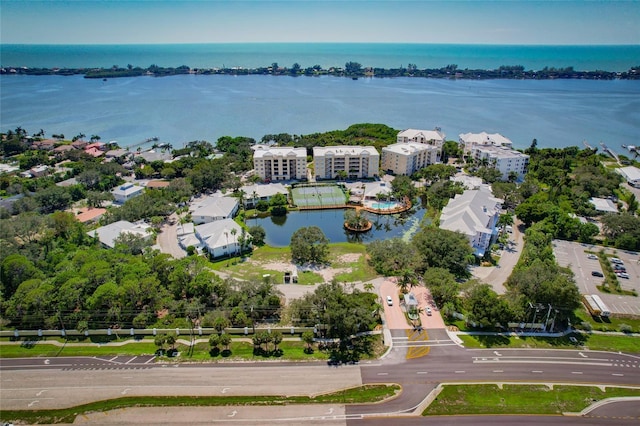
292,184 -> 347,208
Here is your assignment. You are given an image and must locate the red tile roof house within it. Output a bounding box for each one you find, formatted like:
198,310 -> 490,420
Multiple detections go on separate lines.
74,207 -> 106,223
84,146 -> 104,157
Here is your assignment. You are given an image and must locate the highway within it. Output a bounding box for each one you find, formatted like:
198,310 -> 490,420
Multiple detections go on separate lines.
1,329 -> 639,425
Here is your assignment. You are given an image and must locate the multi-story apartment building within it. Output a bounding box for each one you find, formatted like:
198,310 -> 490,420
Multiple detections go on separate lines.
459,131 -> 513,154
313,146 -> 379,180
396,128 -> 446,149
381,142 -> 439,175
439,185 -> 503,257
253,146 -> 307,181
471,145 -> 529,181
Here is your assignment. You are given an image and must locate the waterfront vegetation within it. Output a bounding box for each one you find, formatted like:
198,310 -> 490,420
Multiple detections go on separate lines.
3,62 -> 639,81
0,383 -> 399,425
423,384 -> 640,415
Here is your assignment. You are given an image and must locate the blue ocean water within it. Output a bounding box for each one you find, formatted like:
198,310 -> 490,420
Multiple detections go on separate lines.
1,73 -> 638,154
2,43 -> 639,72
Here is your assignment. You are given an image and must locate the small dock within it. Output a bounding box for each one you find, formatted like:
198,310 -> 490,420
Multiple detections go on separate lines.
600,142 -> 620,163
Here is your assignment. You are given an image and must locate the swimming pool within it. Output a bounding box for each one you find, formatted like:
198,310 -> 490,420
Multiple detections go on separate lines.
369,201 -> 402,210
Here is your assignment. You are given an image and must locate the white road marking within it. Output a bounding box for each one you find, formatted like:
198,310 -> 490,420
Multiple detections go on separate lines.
228,410 -> 237,418
377,372 -> 389,376
125,356 -> 137,364
493,370 -> 503,373
144,357 -> 156,364
571,371 -> 583,374
416,371 -> 428,375
454,370 -> 465,373
531,370 -> 543,373
578,352 -> 587,358
221,387 -> 230,393
612,373 -> 624,376
494,351 -> 502,356
121,388 -> 131,395
326,408 -> 334,415
28,400 -> 39,407
36,390 -> 47,396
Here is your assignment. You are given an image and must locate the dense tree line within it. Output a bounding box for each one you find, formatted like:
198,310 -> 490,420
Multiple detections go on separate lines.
5,64 -> 639,80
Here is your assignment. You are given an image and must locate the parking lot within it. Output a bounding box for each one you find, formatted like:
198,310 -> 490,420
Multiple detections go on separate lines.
553,240 -> 640,315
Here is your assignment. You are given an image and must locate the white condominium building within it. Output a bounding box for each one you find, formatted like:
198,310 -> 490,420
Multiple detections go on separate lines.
381,142 -> 439,176
471,145 -> 529,181
439,185 -> 503,257
459,131 -> 513,153
253,146 -> 307,181
396,128 -> 446,149
313,146 -> 379,180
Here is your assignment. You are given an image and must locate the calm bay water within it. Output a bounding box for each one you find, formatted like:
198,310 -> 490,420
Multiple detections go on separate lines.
1,73 -> 638,153
246,207 -> 426,247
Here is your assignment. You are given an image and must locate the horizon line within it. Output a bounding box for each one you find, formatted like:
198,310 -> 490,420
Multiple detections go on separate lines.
2,42 -> 639,47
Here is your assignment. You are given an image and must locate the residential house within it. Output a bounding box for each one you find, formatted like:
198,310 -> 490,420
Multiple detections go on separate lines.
195,218 -> 244,258
617,166 -> 640,188
381,142 -> 439,175
74,207 -> 106,224
241,183 -> 289,208
88,220 -> 153,249
112,182 -> 145,204
189,195 -> 239,224
590,197 -> 618,213
439,186 -> 503,257
313,145 -> 379,180
253,146 -> 307,181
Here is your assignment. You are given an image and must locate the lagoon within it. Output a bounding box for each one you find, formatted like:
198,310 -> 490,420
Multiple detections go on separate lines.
245,207 -> 427,247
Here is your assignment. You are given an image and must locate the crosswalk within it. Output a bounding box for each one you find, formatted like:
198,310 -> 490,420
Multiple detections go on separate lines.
390,328 -> 457,359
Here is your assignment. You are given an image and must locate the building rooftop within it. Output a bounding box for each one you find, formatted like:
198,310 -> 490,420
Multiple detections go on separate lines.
313,145 -> 378,156
617,166 -> 640,181
459,131 -> 513,147
382,142 -> 437,155
253,146 -> 306,159
398,128 -> 445,142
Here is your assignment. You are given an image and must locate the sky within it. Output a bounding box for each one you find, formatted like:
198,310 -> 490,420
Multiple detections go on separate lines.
1,0 -> 639,45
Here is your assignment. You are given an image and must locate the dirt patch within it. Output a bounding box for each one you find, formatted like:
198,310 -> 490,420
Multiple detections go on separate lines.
247,259 -> 354,282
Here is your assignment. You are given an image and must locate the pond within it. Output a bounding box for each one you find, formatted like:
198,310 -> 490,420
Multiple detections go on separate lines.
245,204 -> 429,247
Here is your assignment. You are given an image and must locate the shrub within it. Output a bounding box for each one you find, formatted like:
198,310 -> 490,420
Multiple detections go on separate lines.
619,324 -> 633,334
580,321 -> 592,331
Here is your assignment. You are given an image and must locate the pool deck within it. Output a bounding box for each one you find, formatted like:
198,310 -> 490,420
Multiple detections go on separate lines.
360,198 -> 412,215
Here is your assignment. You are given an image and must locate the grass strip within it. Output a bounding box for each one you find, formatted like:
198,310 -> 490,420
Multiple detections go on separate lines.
0,384 -> 399,425
423,384 -> 640,416
458,333 -> 640,353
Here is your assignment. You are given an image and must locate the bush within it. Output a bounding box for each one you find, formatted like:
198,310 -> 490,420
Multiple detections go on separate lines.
580,321 -> 592,331
619,324 -> 633,334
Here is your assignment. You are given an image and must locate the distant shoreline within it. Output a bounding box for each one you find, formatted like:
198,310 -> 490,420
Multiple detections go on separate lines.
2,64 -> 639,80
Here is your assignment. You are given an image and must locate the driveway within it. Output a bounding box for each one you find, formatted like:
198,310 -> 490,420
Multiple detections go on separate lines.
470,219 -> 525,294
157,213 -> 186,259
379,279 -> 446,330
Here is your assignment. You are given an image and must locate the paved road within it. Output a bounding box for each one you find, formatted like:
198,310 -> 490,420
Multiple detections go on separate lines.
3,345 -> 638,423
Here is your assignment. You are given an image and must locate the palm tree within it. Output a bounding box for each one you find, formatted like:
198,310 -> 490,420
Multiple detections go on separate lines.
497,213 -> 514,236
252,190 -> 258,210
230,228 -> 238,256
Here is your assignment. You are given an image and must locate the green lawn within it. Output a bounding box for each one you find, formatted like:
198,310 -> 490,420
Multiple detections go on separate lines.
458,332 -> 640,353
423,384 -> 640,415
0,384 -> 400,425
0,334 -> 386,361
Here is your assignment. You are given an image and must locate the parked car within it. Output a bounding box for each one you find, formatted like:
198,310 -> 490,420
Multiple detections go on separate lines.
587,254 -> 598,260
591,271 -> 604,277
426,307 -> 432,316
386,296 -> 393,306
611,257 -> 624,265
617,272 -> 630,279
613,266 -> 627,273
